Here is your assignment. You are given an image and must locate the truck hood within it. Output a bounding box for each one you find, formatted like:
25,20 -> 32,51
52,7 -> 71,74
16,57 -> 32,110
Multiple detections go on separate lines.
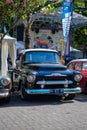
22,63 -> 67,72
21,63 -> 80,78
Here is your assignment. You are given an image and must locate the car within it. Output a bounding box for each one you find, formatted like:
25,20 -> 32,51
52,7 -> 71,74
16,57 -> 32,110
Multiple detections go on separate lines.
0,54 -> 13,103
13,48 -> 82,100
0,34 -> 17,103
67,59 -> 87,94
0,76 -> 12,102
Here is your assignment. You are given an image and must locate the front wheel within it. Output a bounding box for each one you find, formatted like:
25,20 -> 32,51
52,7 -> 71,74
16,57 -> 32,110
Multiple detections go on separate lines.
20,84 -> 28,100
64,94 -> 75,100
4,96 -> 11,103
1,91 -> 11,103
85,83 -> 87,94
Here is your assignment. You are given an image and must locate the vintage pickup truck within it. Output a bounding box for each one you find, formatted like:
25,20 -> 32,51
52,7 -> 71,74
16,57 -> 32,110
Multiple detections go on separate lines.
13,48 -> 82,100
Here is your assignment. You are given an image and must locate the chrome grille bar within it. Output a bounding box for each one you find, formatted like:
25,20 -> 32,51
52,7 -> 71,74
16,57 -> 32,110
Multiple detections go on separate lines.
36,80 -> 73,85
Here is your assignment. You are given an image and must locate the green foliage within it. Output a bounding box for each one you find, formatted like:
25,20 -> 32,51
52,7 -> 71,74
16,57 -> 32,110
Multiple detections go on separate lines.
0,0 -> 87,48
0,0 -> 49,34
74,27 -> 87,48
73,1 -> 87,48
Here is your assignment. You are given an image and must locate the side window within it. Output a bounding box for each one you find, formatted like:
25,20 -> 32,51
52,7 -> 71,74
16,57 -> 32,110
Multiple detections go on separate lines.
75,63 -> 81,71
68,63 -> 74,70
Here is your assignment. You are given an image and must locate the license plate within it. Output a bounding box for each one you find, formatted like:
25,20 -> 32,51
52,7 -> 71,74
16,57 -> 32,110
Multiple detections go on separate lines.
50,89 -> 55,93
58,89 -> 64,94
55,89 -> 59,93
50,89 -> 64,94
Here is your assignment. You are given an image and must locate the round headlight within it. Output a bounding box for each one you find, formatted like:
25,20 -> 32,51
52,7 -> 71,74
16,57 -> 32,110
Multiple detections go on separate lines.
74,74 -> 82,82
27,75 -> 36,83
1,77 -> 11,86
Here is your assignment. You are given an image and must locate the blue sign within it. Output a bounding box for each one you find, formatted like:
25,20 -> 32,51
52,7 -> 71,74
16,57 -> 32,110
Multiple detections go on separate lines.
62,0 -> 74,56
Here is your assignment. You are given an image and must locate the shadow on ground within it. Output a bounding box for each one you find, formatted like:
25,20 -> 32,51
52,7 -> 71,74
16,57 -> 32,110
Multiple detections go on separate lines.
0,92 -> 75,107
0,92 -> 87,107
75,93 -> 87,102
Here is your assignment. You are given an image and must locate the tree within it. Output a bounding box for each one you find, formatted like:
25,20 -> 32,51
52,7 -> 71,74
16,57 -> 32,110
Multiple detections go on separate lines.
0,0 -> 46,46
73,0 -> 87,48
0,0 -> 61,48
1,0 -> 86,49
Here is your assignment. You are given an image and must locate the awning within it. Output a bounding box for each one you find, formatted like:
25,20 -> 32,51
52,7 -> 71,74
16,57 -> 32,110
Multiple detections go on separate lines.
55,7 -> 87,28
33,7 -> 87,28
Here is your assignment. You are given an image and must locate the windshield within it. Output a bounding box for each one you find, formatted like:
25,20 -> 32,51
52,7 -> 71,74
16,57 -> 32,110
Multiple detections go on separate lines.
23,51 -> 60,64
83,62 -> 87,70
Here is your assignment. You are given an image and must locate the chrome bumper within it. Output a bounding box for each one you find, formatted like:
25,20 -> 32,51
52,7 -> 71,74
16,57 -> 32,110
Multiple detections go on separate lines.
25,87 -> 81,95
0,89 -> 10,99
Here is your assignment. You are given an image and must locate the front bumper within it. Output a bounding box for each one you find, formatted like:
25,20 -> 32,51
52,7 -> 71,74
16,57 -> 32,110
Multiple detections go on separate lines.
0,89 -> 10,99
25,87 -> 81,95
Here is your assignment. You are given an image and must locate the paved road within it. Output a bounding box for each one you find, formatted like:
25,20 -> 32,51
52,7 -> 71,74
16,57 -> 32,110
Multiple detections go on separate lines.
0,93 -> 87,130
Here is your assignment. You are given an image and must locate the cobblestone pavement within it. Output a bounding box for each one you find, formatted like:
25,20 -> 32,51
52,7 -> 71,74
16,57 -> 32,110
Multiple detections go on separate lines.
0,93 -> 87,130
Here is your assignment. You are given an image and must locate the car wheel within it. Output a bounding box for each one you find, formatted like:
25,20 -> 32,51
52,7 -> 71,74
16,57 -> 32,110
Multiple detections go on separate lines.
1,92 -> 11,103
85,83 -> 87,94
4,96 -> 11,103
64,94 -> 75,100
20,84 -> 27,100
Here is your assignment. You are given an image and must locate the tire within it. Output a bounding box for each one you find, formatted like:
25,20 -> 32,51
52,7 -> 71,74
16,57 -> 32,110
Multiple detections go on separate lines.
57,95 -> 63,101
1,92 -> 11,103
85,83 -> 87,94
4,96 -> 11,103
20,84 -> 28,100
64,94 -> 75,100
